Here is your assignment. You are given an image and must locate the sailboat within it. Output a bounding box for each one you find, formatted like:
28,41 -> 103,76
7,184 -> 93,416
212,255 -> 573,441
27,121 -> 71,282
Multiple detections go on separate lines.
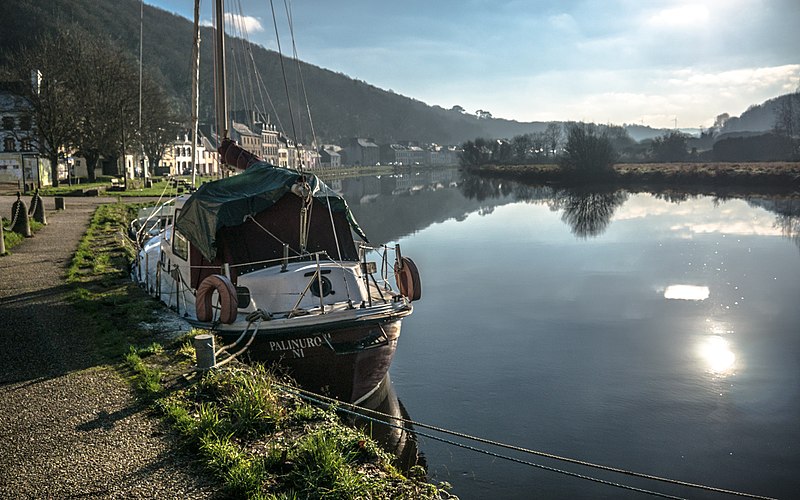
132,0 -> 421,403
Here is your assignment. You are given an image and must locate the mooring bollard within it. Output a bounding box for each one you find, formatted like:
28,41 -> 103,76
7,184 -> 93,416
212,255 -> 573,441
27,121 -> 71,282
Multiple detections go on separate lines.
54,197 -> 65,210
193,333 -> 216,370
11,192 -> 31,237
29,189 -> 47,225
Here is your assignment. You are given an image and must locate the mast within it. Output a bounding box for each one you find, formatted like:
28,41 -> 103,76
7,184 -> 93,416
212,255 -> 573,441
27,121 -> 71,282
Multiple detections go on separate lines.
214,0 -> 229,143
139,0 -> 144,179
190,0 -> 201,186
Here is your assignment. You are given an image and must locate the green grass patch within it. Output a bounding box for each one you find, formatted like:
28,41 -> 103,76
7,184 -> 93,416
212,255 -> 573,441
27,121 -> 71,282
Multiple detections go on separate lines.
149,358 -> 447,499
1,217 -> 44,255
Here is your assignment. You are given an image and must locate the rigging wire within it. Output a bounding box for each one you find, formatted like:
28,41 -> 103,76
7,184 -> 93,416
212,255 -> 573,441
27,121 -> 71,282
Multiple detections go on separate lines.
275,382 -> 777,500
283,0 -> 319,156
268,0 -> 301,171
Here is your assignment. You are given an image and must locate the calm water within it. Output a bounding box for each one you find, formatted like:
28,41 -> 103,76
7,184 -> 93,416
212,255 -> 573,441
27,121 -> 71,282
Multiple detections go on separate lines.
341,170 -> 800,499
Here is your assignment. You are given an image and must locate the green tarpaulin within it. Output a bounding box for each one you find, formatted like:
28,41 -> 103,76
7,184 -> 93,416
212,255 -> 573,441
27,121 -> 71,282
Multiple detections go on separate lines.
174,163 -> 367,261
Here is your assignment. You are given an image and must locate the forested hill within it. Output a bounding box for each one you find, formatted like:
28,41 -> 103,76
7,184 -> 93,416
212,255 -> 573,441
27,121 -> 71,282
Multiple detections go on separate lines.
0,0 -> 548,145
719,93 -> 797,135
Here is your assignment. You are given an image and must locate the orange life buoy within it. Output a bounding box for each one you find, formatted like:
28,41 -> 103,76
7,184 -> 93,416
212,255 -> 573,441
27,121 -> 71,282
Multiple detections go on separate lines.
394,256 -> 422,302
196,274 -> 239,324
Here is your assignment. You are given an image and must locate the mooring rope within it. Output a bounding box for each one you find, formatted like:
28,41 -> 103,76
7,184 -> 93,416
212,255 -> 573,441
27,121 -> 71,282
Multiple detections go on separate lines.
274,382 -> 776,500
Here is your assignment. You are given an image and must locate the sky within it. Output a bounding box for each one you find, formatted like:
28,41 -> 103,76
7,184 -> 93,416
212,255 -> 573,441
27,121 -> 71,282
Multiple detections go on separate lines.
147,0 -> 800,129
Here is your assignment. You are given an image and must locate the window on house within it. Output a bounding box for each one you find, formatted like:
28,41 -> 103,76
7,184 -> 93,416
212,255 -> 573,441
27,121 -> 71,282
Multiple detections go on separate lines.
19,115 -> 32,131
2,117 -> 14,130
4,137 -> 15,152
20,139 -> 32,152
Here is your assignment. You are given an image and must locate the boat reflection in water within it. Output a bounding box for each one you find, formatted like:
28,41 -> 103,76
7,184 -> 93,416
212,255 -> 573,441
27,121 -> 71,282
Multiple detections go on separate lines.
344,374 -> 424,472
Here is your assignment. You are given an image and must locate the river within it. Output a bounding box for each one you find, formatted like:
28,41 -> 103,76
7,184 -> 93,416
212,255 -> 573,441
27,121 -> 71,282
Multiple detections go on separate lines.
339,169 -> 800,499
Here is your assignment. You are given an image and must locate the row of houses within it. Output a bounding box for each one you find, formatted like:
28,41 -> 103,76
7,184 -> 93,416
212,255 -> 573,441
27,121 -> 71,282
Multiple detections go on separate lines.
318,139 -> 461,168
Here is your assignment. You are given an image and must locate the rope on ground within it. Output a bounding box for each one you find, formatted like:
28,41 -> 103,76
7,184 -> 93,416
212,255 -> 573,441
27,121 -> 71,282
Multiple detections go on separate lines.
275,382 -> 776,500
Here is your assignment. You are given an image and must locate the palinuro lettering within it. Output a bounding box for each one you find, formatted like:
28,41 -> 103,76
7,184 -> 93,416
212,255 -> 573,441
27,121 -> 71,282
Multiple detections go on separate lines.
269,336 -> 323,351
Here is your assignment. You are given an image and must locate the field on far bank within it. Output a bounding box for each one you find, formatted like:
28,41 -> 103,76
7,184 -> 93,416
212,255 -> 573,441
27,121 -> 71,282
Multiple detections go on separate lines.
466,161 -> 800,190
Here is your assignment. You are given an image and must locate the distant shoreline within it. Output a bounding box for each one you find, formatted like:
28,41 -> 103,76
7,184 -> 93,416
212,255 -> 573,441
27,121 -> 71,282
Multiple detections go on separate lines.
463,161 -> 800,195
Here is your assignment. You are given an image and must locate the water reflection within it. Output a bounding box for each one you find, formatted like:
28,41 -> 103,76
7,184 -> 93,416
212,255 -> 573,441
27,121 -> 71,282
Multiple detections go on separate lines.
698,335 -> 737,375
664,285 -> 710,301
549,189 -> 629,238
346,375 -> 423,472
457,172 -> 800,246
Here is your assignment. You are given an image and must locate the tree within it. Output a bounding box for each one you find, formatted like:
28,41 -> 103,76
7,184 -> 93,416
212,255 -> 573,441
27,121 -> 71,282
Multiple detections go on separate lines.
475,109 -> 493,120
450,105 -> 465,113
559,122 -> 616,174
69,32 -> 141,182
140,76 -> 181,176
773,91 -> 800,160
459,138 -> 493,167
3,30 -> 80,187
650,130 -> 689,162
543,122 -> 562,158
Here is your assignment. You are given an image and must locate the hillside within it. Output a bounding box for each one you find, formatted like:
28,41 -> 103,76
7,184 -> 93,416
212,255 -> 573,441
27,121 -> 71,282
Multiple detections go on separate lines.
3,0 -> 792,147
0,0 -> 549,145
719,93 -> 796,134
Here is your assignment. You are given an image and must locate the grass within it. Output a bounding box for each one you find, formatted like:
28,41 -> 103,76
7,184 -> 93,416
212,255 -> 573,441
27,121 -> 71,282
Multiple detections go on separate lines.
65,203 -> 165,359
147,359 -> 446,499
1,217 -> 44,255
67,200 -> 451,499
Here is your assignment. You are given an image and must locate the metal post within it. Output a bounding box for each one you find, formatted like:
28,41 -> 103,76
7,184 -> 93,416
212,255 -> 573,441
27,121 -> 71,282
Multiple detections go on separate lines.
193,333 -> 216,369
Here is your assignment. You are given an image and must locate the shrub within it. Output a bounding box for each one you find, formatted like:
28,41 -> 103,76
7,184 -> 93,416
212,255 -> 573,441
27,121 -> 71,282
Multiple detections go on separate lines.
559,122 -> 617,174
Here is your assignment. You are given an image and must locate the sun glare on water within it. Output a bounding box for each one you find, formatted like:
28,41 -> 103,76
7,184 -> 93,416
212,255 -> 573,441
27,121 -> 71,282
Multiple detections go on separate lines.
664,284 -> 710,301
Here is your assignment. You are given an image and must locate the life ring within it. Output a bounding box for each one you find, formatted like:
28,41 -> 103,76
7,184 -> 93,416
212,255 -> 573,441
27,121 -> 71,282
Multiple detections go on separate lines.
394,256 -> 422,302
196,274 -> 239,324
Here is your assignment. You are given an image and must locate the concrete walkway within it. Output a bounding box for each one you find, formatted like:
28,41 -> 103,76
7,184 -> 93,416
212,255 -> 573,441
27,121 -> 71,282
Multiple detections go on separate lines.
0,196 -> 221,498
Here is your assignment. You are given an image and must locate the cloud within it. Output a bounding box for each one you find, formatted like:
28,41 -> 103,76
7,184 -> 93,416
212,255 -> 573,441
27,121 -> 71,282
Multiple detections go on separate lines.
645,4 -> 710,28
224,12 -> 264,33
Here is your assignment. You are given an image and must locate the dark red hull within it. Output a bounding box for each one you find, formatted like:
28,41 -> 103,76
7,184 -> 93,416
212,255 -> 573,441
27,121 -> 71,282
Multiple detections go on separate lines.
217,318 -> 402,403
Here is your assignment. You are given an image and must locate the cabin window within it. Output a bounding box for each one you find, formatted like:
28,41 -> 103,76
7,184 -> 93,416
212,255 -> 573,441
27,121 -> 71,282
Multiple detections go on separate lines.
173,230 -> 189,261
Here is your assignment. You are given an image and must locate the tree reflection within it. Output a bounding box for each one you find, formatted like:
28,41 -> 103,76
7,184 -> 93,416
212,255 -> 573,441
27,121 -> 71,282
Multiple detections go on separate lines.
459,173 -> 628,237
550,189 -> 629,238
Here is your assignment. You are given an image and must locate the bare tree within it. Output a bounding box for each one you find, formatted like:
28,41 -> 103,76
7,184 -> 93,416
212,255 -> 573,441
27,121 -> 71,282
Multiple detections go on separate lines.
140,76 -> 180,176
3,30 -> 80,187
45,30 -> 139,183
543,122 -> 562,158
774,91 -> 800,159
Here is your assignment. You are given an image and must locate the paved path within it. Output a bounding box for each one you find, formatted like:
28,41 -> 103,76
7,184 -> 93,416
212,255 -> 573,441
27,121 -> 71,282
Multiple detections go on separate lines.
0,196 -> 221,499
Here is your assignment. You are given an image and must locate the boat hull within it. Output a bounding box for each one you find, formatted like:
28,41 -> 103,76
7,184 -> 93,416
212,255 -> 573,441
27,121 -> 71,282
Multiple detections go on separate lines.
215,317 -> 403,403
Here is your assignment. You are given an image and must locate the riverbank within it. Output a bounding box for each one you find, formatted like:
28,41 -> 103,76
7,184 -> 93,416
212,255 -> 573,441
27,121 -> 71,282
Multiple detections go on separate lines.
464,161 -> 800,194
0,197 -> 450,498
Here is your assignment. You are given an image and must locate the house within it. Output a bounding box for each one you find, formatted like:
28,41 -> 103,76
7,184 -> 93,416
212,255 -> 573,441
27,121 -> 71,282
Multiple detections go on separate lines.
342,137 -> 379,166
0,79 -> 50,189
427,144 -> 461,167
298,145 -> 320,169
253,120 -> 280,165
380,142 -> 425,166
319,145 -> 342,168
230,121 -> 262,159
158,133 -> 219,176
